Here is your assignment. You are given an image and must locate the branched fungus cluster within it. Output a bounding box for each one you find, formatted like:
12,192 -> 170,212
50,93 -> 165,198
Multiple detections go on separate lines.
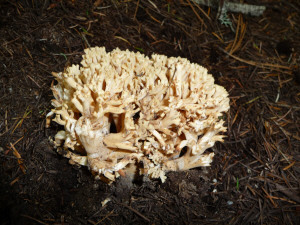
47,47 -> 230,182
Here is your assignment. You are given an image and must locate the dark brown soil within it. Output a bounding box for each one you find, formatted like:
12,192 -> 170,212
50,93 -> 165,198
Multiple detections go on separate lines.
1,1 -> 299,224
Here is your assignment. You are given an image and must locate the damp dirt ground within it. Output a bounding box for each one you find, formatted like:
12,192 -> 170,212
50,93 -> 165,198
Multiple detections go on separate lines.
1,1 -> 300,224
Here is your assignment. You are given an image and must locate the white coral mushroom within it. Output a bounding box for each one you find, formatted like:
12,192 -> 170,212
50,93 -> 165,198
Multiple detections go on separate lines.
47,47 -> 230,183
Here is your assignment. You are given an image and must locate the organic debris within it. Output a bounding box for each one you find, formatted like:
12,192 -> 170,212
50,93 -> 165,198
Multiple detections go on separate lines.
0,1 -> 299,224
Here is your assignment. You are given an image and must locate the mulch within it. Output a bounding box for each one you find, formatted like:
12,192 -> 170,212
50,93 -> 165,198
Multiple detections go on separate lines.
0,0 -> 299,224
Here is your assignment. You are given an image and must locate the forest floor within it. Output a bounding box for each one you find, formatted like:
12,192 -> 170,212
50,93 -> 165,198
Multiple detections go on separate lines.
0,0 -> 300,224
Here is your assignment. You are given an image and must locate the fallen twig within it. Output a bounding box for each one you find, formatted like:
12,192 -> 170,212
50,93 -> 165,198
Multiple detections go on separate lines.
192,0 -> 266,16
218,47 -> 291,70
119,203 -> 150,222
